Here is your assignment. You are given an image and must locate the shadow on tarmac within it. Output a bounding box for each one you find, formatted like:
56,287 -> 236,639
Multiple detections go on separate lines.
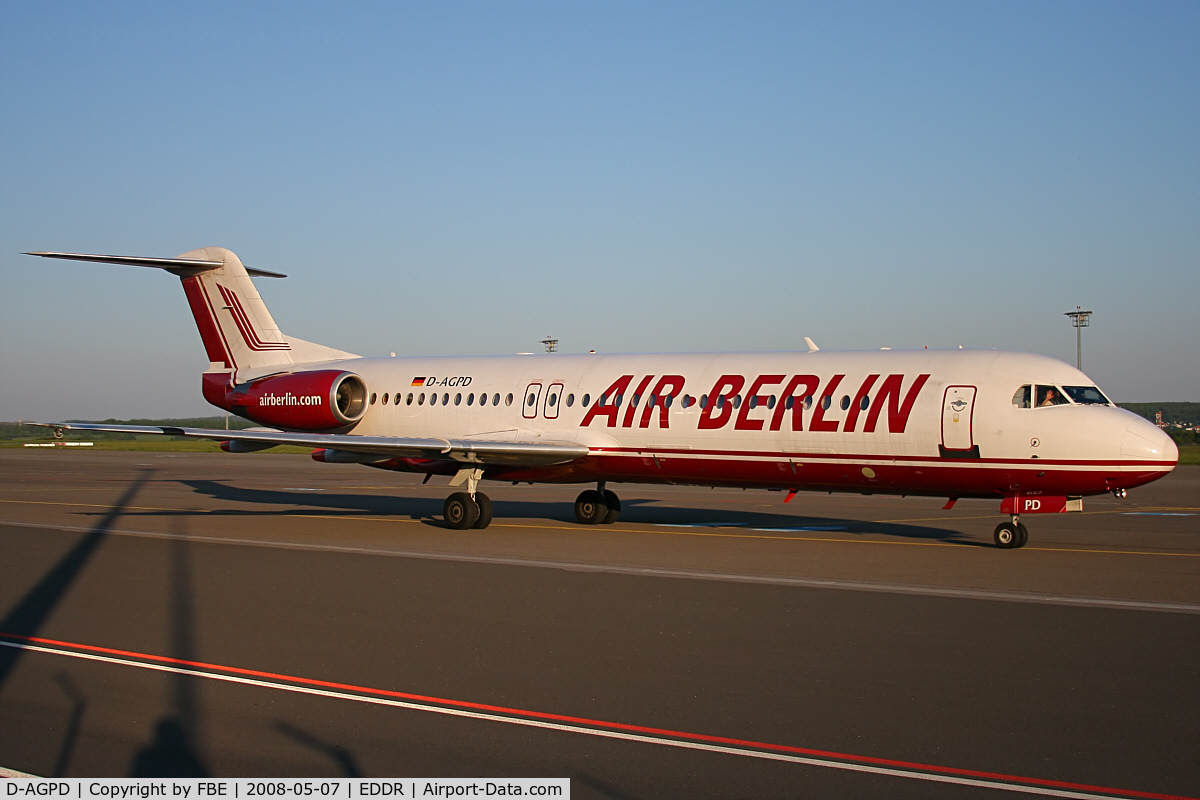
274,720 -> 363,777
121,479 -> 979,544
130,520 -> 209,777
51,671 -> 86,777
0,470 -> 150,688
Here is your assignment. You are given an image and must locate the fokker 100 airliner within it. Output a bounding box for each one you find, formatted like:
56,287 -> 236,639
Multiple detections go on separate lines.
27,248 -> 1177,548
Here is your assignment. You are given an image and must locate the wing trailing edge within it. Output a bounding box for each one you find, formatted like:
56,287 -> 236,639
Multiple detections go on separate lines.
29,422 -> 589,467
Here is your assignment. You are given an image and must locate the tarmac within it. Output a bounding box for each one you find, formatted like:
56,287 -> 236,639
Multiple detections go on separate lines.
1,449 -> 1196,798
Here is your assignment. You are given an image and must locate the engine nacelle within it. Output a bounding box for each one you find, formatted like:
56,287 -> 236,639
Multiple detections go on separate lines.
229,370 -> 368,431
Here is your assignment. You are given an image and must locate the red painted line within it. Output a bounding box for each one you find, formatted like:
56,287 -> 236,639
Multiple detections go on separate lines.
592,447 -> 1175,469
2,632 -> 1190,800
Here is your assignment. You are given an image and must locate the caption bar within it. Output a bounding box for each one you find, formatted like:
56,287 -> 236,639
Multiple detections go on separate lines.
3,780 -> 568,799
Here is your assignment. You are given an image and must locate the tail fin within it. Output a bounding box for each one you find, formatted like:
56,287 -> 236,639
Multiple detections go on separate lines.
26,247 -> 358,371
173,247 -> 357,370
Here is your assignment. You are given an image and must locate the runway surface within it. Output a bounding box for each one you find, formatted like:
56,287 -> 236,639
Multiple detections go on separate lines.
1,450 -> 1197,798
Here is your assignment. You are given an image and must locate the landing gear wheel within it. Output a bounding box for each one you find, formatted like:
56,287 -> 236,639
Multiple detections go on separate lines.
1015,522 -> 1029,548
993,522 -> 1019,549
574,489 -> 609,525
472,493 -> 493,529
444,492 -> 479,530
602,490 -> 621,524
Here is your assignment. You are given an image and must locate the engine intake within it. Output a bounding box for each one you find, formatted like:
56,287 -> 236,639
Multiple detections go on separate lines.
230,370 -> 368,431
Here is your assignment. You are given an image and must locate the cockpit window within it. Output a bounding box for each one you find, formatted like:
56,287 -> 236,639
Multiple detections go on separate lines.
1062,385 -> 1111,406
1012,385 -> 1031,408
1036,385 -> 1069,407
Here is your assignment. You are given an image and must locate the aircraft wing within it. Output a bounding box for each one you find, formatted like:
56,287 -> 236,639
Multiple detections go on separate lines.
30,422 -> 589,466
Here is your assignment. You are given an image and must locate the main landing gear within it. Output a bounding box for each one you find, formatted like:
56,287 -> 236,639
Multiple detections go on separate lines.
993,514 -> 1029,549
442,468 -> 493,530
575,481 -> 620,525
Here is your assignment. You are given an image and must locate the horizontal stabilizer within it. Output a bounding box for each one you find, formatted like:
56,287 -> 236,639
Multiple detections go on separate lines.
25,251 -> 287,278
30,422 -> 589,467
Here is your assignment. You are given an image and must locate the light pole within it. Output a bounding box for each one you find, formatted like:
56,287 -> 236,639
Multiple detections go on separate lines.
1064,307 -> 1092,370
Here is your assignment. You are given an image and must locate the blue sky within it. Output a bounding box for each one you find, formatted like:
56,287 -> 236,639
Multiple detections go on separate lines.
2,1 -> 1197,420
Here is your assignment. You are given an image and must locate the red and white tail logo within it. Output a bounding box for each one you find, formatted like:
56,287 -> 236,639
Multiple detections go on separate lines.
217,284 -> 290,352
174,247 -> 357,372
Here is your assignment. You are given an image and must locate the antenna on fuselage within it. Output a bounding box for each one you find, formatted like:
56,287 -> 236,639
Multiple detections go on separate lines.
804,337 -> 819,353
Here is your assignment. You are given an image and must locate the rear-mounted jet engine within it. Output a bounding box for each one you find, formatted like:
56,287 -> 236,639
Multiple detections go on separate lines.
229,370 -> 368,431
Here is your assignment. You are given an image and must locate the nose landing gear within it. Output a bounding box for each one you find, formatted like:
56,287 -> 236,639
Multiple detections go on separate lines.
994,514 -> 1029,549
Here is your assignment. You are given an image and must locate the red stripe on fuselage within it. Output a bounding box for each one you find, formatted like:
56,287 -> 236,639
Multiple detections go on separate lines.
480,452 -> 1173,498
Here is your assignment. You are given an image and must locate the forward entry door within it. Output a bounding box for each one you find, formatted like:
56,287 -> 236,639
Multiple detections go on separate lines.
940,385 -> 978,457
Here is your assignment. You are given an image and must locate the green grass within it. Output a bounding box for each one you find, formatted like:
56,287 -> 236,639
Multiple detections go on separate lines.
1178,446 -> 1200,466
1,439 -> 312,454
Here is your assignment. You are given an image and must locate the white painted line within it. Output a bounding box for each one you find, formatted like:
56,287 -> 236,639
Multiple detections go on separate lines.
0,641 -> 1144,800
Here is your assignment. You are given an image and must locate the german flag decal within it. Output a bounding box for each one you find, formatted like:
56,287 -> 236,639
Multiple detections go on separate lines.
411,377 -> 426,386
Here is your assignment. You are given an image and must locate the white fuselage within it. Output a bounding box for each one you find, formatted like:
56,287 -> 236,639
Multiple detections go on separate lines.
233,348 -> 1177,499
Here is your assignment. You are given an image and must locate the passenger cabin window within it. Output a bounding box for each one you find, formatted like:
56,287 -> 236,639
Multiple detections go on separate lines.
1063,386 -> 1111,405
1036,385 -> 1069,407
1013,385 -> 1031,408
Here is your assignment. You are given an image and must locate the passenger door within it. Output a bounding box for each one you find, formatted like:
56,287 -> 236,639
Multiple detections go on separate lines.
940,385 -> 978,457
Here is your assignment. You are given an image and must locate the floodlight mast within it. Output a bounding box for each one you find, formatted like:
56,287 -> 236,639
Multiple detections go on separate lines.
1064,307 -> 1092,370
541,336 -> 558,353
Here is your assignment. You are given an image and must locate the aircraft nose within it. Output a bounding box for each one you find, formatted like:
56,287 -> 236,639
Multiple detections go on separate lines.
1121,418 -> 1178,465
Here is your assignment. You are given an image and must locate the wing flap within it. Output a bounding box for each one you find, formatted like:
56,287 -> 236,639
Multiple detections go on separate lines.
30,422 -> 589,466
